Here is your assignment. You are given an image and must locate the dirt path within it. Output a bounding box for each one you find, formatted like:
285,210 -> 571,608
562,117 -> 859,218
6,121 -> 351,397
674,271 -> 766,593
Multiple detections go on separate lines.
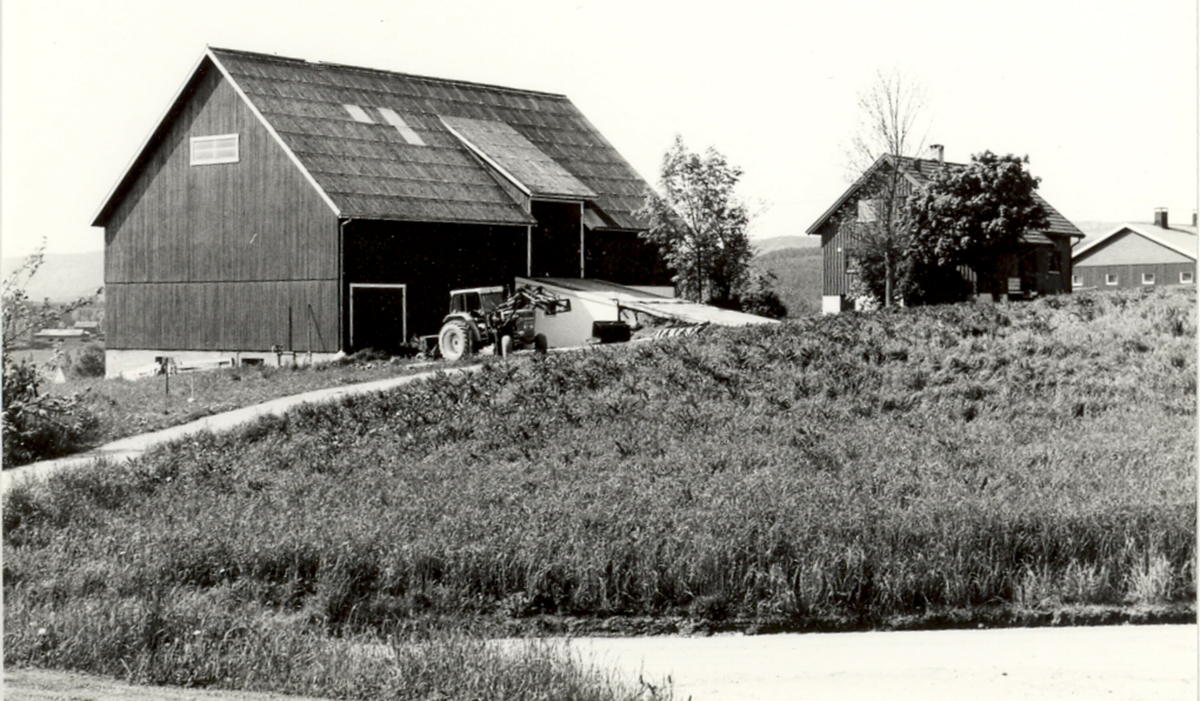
1,363 -> 483,494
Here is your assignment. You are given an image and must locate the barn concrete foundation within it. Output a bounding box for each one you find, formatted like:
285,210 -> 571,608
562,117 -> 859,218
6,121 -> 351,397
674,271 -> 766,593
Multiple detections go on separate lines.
105,349 -> 343,379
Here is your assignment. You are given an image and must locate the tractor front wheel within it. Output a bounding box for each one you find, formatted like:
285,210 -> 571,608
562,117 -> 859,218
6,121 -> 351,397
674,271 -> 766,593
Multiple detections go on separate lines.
438,320 -> 473,361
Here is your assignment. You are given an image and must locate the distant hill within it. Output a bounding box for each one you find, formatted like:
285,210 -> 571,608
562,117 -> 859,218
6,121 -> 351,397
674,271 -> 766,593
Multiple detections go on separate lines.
2,250 -> 104,302
753,235 -> 820,255
754,246 -> 823,318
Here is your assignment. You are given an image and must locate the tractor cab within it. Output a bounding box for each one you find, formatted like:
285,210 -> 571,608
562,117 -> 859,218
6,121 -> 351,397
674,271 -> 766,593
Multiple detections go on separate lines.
449,286 -> 507,316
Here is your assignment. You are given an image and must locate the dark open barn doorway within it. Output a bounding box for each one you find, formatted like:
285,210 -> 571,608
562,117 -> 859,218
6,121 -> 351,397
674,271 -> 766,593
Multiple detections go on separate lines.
349,284 -> 407,353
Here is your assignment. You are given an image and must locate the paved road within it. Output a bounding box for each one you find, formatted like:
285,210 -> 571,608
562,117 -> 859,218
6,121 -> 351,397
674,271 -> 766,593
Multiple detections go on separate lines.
1,363 -> 482,494
571,624 -> 1198,701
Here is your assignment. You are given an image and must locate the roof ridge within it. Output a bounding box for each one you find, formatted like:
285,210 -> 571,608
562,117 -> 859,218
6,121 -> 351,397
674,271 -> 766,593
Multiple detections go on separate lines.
1074,222 -> 1198,260
1127,222 -> 1198,234
895,154 -> 967,168
208,47 -> 570,100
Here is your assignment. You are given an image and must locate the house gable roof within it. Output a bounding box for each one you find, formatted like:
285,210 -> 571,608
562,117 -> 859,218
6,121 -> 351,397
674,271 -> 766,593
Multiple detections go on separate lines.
95,48 -> 651,230
805,154 -> 1085,241
1072,223 -> 1198,261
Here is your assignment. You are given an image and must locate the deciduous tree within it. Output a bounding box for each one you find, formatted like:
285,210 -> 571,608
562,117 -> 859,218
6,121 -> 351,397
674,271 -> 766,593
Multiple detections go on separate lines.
908,151 -> 1049,300
843,68 -> 931,307
638,135 -> 753,304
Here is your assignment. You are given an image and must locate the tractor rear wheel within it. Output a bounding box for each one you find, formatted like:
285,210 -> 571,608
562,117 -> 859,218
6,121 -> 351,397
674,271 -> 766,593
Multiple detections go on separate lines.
438,320 -> 472,361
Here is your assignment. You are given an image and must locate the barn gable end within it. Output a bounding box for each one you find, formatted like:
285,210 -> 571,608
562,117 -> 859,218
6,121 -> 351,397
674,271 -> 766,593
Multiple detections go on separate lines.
102,58 -> 339,359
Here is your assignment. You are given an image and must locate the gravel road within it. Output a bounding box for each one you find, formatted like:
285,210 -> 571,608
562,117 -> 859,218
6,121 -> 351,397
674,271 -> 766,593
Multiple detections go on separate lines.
570,624 -> 1197,701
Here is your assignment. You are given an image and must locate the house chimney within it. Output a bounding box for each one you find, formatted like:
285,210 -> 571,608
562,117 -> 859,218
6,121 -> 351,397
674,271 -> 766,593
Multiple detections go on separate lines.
1154,207 -> 1169,229
929,144 -> 944,162
1192,210 -> 1197,227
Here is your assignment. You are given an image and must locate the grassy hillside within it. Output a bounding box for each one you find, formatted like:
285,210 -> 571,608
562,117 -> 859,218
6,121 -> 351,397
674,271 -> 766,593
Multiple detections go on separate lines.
754,246 -> 823,317
4,288 -> 1194,697
752,235 -> 820,255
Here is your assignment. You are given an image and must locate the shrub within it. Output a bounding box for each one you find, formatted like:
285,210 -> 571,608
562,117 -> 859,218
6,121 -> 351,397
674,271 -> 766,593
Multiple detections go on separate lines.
2,241 -> 102,466
2,355 -> 100,466
72,344 -> 106,378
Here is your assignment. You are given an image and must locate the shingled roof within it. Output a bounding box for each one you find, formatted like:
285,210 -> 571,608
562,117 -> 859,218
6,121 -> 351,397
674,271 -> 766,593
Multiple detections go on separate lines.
806,154 -> 1085,241
95,48 -> 650,230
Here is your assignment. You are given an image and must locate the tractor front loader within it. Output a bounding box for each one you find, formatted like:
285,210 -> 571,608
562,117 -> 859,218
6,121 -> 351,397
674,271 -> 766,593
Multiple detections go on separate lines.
436,285 -> 571,361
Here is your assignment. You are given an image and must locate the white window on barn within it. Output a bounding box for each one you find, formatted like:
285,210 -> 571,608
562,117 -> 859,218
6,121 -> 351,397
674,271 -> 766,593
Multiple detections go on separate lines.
343,104 -> 375,124
1105,274 -> 1119,286
1071,274 -> 1081,288
1181,271 -> 1195,284
378,108 -> 426,146
1141,272 -> 1156,285
190,135 -> 239,166
857,199 -> 877,223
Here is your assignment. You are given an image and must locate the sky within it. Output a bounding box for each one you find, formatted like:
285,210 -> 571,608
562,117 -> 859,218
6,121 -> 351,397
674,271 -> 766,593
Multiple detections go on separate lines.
2,0 -> 1196,258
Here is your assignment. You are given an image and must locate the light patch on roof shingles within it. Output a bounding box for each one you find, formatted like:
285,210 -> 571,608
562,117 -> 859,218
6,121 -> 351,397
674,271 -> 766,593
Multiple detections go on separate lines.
440,115 -> 595,199
210,48 -> 646,229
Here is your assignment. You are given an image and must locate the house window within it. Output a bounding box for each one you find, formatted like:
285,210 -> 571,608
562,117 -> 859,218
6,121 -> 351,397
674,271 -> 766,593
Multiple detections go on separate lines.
1048,250 -> 1062,274
190,135 -> 239,165
1105,274 -> 1119,286
1181,271 -> 1194,284
1071,275 -> 1081,288
1141,272 -> 1156,285
857,199 -> 877,223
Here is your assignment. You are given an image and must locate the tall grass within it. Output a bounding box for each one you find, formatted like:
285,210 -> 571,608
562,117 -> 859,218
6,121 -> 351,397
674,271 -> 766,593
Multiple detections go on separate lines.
4,287 -> 1194,695
3,585 -> 661,699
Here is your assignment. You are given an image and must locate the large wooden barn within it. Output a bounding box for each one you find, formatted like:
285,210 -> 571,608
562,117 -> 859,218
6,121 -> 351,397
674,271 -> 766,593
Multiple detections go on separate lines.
93,47 -> 669,376
805,147 -> 1084,313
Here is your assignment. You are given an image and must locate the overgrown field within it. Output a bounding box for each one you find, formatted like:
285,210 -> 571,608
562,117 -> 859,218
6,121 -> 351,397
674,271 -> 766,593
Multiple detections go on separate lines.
4,287 -> 1194,697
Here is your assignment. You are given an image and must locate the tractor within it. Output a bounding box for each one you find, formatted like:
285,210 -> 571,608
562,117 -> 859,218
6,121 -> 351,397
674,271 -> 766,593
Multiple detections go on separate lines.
436,284 -> 571,361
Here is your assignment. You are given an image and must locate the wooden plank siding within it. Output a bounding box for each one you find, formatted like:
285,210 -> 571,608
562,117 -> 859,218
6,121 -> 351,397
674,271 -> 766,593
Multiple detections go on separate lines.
816,170 -> 919,297
819,220 -> 853,297
104,61 -> 339,351
107,281 -> 338,353
1073,262 -> 1196,290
